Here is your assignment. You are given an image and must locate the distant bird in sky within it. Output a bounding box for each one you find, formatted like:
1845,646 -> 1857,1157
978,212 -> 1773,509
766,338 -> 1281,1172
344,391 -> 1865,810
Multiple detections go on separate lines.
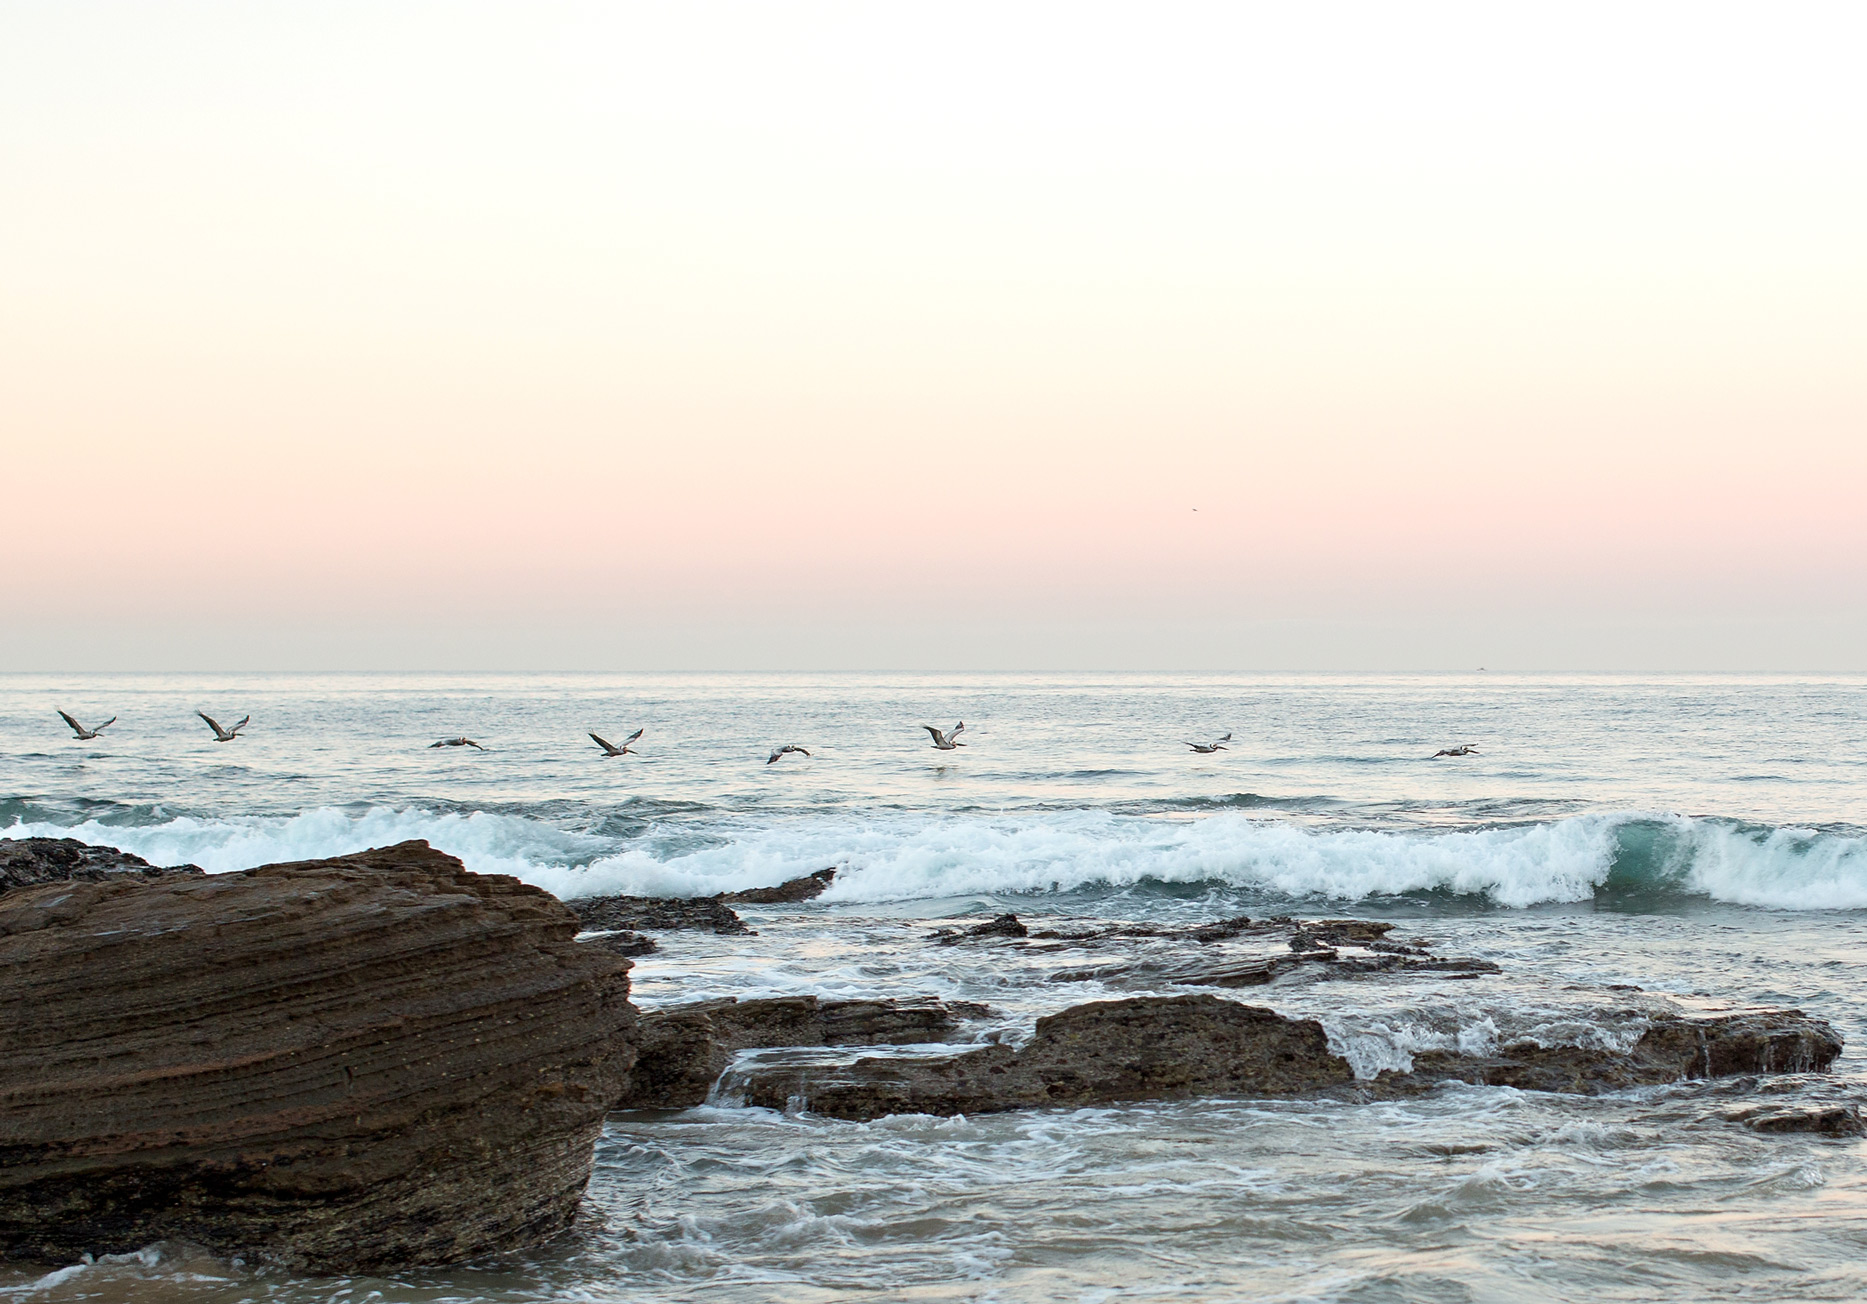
1216,732 -> 1232,743
1185,741 -> 1228,754
591,728 -> 643,757
430,736 -> 486,751
198,712 -> 249,742
922,722 -> 966,750
767,744 -> 810,765
1432,744 -> 1479,758
58,711 -> 114,740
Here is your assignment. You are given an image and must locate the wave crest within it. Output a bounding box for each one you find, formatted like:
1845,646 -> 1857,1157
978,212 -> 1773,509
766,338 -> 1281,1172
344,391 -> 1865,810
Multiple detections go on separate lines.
4,807 -> 1864,912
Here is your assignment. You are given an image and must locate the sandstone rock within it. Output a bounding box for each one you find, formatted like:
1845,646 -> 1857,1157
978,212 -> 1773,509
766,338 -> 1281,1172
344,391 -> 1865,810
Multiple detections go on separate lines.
567,894 -> 751,935
616,994 -> 992,1109
722,868 -> 836,904
736,994 -> 1355,1120
0,837 -> 201,895
0,840 -> 635,1273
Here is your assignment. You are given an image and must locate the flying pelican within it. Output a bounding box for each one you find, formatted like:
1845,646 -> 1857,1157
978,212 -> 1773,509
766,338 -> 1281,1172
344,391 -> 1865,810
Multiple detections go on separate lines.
199,712 -> 249,742
1184,741 -> 1228,754
430,736 -> 486,751
1431,744 -> 1479,758
1216,732 -> 1232,743
58,711 -> 115,740
767,744 -> 811,765
591,728 -> 643,757
922,722 -> 966,750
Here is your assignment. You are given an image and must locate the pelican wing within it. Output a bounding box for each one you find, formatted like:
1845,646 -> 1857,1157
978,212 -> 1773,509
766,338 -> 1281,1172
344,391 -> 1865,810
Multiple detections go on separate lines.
199,712 -> 224,736
57,710 -> 83,735
767,748 -> 782,764
922,725 -> 944,744
97,716 -> 115,731
950,721 -> 965,741
624,728 -> 644,745
590,733 -> 617,753
230,716 -> 250,734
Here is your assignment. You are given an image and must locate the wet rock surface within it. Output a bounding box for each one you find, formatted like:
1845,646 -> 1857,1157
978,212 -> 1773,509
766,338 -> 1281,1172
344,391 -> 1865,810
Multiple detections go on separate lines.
0,837 -> 202,895
1728,1103 -> 1865,1136
1401,1009 -> 1844,1096
722,868 -> 836,904
0,840 -> 636,1273
569,894 -> 752,935
726,996 -> 1844,1122
617,995 -> 992,1109
735,995 -> 1355,1119
566,869 -> 837,938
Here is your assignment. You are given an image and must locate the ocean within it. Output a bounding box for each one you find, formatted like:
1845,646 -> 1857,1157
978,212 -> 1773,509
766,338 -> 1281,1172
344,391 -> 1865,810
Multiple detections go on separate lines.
4,671 -> 1866,1303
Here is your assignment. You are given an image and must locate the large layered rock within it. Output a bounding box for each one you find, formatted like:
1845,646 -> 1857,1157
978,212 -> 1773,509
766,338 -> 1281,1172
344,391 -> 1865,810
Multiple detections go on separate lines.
617,994 -> 990,1109
0,840 -> 635,1273
0,837 -> 201,894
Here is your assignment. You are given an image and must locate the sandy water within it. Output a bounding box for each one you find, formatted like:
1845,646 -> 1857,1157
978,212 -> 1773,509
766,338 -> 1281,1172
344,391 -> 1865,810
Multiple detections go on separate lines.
3,672 -> 1866,1302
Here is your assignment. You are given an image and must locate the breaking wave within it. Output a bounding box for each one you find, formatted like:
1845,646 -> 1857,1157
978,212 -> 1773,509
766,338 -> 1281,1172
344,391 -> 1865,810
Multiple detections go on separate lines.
5,805 -> 1867,912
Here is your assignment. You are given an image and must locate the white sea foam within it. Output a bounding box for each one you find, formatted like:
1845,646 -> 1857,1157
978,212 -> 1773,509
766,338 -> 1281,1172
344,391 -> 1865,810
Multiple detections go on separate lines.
5,806 -> 1866,911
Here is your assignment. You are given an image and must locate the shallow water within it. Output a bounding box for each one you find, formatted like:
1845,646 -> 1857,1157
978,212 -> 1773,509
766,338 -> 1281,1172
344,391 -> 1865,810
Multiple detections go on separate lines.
3,673 -> 1865,1302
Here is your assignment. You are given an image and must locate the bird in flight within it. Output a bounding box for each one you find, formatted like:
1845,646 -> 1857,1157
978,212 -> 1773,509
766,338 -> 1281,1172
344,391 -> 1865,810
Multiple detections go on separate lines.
767,744 -> 811,765
58,711 -> 115,740
1184,740 -> 1228,754
1431,744 -> 1479,758
199,712 -> 249,742
430,736 -> 486,751
922,722 -> 966,750
591,728 -> 643,757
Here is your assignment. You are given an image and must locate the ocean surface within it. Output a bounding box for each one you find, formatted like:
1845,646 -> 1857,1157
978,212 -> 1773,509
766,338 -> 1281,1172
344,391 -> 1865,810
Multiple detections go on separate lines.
3,671 -> 1866,1303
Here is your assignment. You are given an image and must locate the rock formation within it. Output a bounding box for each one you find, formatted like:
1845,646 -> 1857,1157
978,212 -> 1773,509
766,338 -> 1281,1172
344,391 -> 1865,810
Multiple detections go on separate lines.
0,840 -> 635,1273
1404,1008 -> 1843,1094
726,994 -> 1843,1122
0,837 -> 201,894
735,995 -> 1354,1119
617,994 -> 991,1109
567,894 -> 751,935
564,868 -> 837,940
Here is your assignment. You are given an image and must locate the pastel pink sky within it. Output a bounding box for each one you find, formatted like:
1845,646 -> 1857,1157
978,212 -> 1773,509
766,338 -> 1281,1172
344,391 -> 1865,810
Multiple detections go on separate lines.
4,2 -> 1863,669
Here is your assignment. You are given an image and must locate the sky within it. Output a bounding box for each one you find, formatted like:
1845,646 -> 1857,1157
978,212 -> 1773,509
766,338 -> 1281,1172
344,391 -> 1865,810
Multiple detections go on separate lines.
2,1 -> 1863,671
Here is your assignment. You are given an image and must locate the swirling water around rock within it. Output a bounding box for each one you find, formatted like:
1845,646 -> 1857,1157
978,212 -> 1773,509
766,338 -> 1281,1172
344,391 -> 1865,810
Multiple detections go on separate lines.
2,671 -> 1866,1302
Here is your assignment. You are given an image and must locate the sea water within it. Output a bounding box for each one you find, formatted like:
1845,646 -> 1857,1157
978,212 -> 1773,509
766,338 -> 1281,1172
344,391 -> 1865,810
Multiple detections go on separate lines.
3,672 -> 1865,1303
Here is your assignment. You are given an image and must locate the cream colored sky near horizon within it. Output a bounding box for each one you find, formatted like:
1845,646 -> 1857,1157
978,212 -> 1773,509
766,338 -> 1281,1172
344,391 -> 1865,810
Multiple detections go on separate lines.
2,1 -> 1864,669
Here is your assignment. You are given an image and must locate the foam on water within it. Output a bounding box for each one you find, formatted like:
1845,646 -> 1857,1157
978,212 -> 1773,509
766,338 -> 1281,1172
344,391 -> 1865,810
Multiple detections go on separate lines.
7,804 -> 1867,911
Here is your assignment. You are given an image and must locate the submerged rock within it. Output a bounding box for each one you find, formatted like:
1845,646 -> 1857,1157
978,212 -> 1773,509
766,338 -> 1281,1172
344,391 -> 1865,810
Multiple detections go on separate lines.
0,837 -> 201,895
0,840 -> 636,1273
930,913 -> 1029,944
616,994 -> 992,1109
737,994 -> 1355,1119
1729,1104 -> 1865,1136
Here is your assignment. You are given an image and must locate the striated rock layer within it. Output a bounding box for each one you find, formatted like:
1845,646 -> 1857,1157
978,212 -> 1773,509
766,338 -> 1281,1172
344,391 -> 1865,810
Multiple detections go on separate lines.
0,840 -> 636,1273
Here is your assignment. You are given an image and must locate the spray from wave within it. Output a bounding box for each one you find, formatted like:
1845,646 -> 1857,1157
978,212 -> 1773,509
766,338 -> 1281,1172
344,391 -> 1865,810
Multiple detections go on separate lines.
6,805 -> 1867,911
